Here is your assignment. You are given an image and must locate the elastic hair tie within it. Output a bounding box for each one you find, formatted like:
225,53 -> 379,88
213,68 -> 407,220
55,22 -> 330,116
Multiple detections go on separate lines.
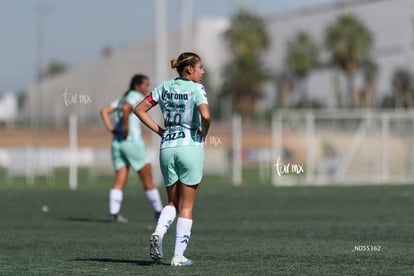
170,59 -> 179,69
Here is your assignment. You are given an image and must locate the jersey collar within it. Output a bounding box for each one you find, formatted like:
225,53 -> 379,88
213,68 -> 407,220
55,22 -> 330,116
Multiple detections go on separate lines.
175,77 -> 191,81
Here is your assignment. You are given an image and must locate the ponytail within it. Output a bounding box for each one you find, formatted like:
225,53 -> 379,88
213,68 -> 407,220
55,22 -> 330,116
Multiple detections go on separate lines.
171,52 -> 200,76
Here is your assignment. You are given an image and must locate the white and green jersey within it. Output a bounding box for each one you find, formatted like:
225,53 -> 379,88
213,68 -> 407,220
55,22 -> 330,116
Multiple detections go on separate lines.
150,78 -> 208,149
110,90 -> 144,141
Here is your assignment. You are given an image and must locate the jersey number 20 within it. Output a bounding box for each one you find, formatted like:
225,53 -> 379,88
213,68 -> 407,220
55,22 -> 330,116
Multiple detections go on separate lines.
165,113 -> 181,127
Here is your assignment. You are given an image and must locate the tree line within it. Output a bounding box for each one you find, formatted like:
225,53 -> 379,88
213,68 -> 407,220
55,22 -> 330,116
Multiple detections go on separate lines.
221,8 -> 414,119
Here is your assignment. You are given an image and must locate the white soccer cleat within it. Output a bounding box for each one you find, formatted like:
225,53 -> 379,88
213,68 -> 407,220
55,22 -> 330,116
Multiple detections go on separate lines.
171,255 -> 193,267
150,233 -> 163,264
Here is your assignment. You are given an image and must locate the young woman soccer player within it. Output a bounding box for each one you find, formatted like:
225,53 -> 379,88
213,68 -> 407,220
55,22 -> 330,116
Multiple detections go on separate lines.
134,52 -> 210,266
100,74 -> 163,223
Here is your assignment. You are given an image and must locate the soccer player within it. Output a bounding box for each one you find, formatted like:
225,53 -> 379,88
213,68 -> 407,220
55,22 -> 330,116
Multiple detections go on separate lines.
134,52 -> 210,266
100,74 -> 163,223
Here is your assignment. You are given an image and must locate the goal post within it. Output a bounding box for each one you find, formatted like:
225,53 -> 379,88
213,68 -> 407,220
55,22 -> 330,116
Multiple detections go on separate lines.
69,113 -> 78,190
232,114 -> 242,186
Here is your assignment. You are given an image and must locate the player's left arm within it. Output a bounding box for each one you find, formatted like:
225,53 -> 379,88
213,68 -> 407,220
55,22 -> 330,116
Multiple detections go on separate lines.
121,103 -> 132,138
195,84 -> 210,138
198,104 -> 210,138
134,95 -> 165,137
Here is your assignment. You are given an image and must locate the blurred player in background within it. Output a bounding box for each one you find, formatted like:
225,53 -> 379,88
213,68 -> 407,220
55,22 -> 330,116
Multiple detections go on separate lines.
135,52 -> 210,266
100,74 -> 163,223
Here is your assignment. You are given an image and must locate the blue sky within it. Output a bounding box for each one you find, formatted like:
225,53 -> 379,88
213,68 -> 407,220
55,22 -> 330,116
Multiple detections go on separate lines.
0,0 -> 337,92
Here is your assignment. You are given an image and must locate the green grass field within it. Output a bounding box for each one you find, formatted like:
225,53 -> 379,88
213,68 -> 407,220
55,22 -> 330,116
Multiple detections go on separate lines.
1,170 -> 414,275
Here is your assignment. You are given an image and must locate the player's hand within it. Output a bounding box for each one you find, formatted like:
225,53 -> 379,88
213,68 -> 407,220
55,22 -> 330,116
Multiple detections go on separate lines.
157,126 -> 166,138
122,128 -> 129,138
197,128 -> 207,139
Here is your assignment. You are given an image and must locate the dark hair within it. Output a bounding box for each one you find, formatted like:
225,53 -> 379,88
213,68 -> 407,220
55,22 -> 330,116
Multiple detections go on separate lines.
123,74 -> 148,97
170,52 -> 201,76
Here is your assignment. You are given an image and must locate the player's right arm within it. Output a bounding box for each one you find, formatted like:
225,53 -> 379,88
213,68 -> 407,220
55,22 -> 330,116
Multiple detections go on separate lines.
100,105 -> 116,134
134,95 -> 165,138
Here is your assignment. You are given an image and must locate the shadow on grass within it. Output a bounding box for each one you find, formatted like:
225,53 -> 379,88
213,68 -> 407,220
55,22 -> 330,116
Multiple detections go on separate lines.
63,217 -> 110,223
73,257 -> 164,266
